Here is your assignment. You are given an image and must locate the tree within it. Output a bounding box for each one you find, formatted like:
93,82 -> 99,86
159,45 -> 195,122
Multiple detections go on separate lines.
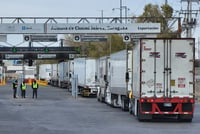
64,34 -> 125,58
137,3 -> 177,38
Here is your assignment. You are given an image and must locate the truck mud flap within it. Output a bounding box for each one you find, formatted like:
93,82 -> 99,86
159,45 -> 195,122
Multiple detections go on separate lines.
121,97 -> 129,111
137,103 -> 152,121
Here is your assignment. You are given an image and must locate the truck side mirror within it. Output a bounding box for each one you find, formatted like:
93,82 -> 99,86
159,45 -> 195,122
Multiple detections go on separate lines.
125,72 -> 129,82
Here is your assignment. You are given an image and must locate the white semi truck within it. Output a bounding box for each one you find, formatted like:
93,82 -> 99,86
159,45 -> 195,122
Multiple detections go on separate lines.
73,58 -> 98,97
130,38 -> 195,121
105,50 -> 133,110
58,61 -> 73,89
39,64 -> 51,83
50,64 -> 58,86
97,56 -> 110,102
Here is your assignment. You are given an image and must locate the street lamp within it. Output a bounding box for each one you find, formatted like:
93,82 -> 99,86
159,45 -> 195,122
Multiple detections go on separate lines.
112,6 -> 130,23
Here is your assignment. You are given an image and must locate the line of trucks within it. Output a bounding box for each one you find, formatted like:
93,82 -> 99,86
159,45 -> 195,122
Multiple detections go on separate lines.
39,38 -> 195,121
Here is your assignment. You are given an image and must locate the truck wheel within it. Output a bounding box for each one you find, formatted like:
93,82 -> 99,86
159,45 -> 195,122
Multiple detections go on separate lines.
121,98 -> 125,111
137,103 -> 142,121
178,115 -> 193,122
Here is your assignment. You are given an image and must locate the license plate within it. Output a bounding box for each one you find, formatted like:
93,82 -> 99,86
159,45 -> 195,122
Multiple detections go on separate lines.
164,103 -> 172,107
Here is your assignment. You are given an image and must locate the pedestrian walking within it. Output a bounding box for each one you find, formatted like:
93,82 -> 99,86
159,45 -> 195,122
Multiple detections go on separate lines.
12,80 -> 18,98
32,80 -> 39,99
20,81 -> 27,98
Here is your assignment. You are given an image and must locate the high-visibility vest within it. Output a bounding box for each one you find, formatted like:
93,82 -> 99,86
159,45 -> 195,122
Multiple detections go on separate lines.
21,83 -> 26,90
33,83 -> 38,89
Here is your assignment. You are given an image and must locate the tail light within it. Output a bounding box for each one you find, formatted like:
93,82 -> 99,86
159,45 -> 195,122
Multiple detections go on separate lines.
140,98 -> 145,103
190,99 -> 195,103
147,99 -> 154,103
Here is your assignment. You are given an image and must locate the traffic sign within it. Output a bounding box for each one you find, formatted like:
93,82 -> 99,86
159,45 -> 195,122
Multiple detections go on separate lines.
0,47 -> 80,60
24,35 -> 30,41
0,47 -> 80,54
38,54 -> 57,59
73,35 -> 81,42
5,54 -> 24,59
24,35 -> 57,42
73,35 -> 108,42
123,35 -> 131,42
81,35 -> 108,42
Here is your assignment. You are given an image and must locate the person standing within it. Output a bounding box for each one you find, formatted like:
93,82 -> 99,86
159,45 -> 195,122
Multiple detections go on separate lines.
12,80 -> 18,98
32,80 -> 39,99
20,81 -> 27,98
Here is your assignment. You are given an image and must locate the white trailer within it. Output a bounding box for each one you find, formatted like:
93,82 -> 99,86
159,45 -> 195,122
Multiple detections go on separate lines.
105,50 -> 133,110
39,64 -> 51,82
97,56 -> 110,102
50,64 -> 58,86
73,58 -> 98,97
130,38 -> 195,121
58,61 -> 72,89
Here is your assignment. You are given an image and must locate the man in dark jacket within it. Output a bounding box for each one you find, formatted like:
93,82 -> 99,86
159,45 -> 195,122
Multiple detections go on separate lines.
12,80 -> 18,98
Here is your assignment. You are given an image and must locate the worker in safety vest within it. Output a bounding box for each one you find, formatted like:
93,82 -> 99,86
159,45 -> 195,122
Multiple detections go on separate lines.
20,81 -> 27,98
32,80 -> 39,99
12,80 -> 18,98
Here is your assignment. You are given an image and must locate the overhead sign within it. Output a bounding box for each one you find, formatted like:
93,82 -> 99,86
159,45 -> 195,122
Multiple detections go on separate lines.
37,54 -> 56,59
0,24 -> 44,34
130,34 -> 157,42
24,34 -> 57,42
73,35 -> 108,42
81,35 -> 108,42
0,47 -> 80,60
5,54 -> 24,59
0,23 -> 160,34
46,23 -> 161,34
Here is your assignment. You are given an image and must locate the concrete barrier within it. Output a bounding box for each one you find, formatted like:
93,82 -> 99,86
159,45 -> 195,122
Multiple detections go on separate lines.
37,80 -> 48,86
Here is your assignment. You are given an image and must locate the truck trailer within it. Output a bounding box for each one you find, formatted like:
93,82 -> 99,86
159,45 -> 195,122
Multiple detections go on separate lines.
130,38 -> 195,121
57,61 -> 74,90
39,64 -> 51,83
50,64 -> 58,87
73,58 -> 98,97
105,50 -> 133,110
97,56 -> 110,102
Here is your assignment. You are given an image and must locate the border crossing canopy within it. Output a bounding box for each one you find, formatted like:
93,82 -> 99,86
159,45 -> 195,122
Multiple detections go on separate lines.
0,17 -> 176,60
0,23 -> 161,34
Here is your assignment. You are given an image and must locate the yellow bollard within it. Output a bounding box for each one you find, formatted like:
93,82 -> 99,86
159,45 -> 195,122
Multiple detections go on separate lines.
28,78 -> 32,85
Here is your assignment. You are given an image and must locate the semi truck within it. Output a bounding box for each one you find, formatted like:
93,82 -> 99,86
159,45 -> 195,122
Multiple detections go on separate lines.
105,50 -> 133,110
97,56 -> 110,102
58,61 -> 73,89
130,38 -> 195,121
38,64 -> 51,83
73,58 -> 98,97
50,64 -> 58,86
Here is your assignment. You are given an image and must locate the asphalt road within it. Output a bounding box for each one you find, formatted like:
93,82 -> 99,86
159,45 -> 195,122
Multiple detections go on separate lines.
0,84 -> 200,134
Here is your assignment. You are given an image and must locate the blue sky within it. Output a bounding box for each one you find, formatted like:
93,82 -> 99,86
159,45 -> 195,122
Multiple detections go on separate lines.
0,0 -> 181,17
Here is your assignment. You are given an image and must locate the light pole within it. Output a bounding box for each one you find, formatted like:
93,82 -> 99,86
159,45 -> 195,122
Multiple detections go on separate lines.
123,6 -> 130,23
120,0 -> 122,23
112,6 -> 130,23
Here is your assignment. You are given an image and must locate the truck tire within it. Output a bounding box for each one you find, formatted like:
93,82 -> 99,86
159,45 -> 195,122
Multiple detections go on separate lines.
121,97 -> 129,111
178,114 -> 193,122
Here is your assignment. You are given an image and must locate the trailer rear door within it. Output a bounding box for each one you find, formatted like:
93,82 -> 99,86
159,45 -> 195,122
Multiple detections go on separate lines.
141,39 -> 194,98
